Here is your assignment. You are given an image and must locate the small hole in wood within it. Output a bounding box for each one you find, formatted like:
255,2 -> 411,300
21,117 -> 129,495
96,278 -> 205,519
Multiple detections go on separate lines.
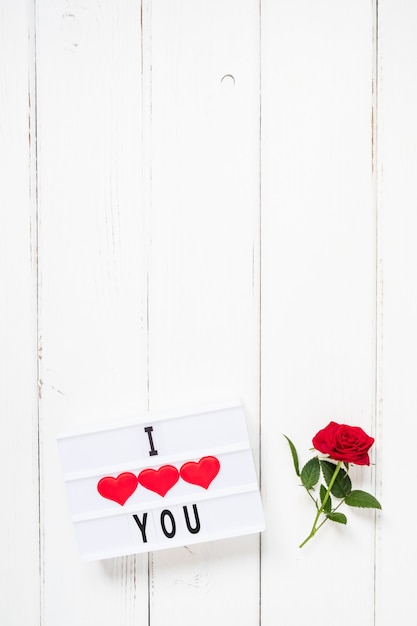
221,74 -> 235,88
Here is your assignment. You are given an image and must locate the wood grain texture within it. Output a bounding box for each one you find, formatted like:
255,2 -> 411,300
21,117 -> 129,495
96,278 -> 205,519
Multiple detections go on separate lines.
147,1 -> 261,624
36,1 -> 149,624
261,1 -> 377,624
0,2 -> 39,624
375,1 -> 417,623
3,0 -> 417,624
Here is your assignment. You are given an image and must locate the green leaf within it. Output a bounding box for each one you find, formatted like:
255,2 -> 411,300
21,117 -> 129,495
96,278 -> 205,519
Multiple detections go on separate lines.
300,457 -> 320,489
326,512 -> 348,524
283,435 -> 300,477
320,460 -> 352,498
320,484 -> 332,513
345,490 -> 382,509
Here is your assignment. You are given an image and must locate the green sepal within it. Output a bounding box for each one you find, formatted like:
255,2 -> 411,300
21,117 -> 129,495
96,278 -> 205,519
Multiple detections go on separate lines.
345,490 -> 382,509
283,435 -> 300,477
320,460 -> 352,498
326,512 -> 347,524
320,483 -> 332,513
300,457 -> 320,489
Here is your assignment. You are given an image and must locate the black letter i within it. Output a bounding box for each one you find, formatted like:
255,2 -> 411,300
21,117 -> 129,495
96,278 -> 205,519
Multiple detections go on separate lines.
144,426 -> 158,456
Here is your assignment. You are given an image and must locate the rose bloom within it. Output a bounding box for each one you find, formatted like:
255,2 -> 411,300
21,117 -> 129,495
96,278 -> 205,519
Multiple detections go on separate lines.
312,421 -> 375,466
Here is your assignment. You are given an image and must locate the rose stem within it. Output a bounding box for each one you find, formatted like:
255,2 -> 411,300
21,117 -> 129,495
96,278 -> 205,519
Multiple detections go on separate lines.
299,460 -> 342,548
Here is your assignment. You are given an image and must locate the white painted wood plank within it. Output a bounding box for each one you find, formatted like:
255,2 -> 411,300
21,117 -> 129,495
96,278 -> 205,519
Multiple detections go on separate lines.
261,2 -> 377,624
36,1 -> 149,624
0,1 -> 40,624
376,1 -> 417,623
146,1 -> 261,624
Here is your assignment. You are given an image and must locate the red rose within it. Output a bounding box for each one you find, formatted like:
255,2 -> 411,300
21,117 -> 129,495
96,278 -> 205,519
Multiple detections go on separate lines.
312,421 -> 374,466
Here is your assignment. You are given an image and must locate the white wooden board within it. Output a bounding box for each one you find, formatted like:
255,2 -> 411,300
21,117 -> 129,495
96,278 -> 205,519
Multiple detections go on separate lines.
375,1 -> 417,623
0,2 -> 39,624
2,0 -> 417,624
36,1 -> 149,624
261,1 -> 378,624
146,2 -> 261,625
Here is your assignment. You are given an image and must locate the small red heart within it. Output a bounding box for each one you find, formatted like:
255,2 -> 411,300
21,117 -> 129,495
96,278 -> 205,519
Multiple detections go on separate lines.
97,472 -> 138,506
138,465 -> 179,497
180,456 -> 220,489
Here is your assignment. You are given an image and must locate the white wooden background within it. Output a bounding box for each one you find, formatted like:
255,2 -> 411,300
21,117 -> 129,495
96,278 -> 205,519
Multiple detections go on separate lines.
1,1 -> 416,624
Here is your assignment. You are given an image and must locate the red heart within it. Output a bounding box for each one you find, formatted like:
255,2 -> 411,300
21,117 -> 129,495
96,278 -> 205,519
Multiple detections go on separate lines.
180,456 -> 220,489
138,465 -> 179,497
97,472 -> 138,506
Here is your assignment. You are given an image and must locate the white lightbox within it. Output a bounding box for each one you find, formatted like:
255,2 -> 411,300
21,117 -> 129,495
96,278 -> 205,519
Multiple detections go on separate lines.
57,402 -> 264,560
